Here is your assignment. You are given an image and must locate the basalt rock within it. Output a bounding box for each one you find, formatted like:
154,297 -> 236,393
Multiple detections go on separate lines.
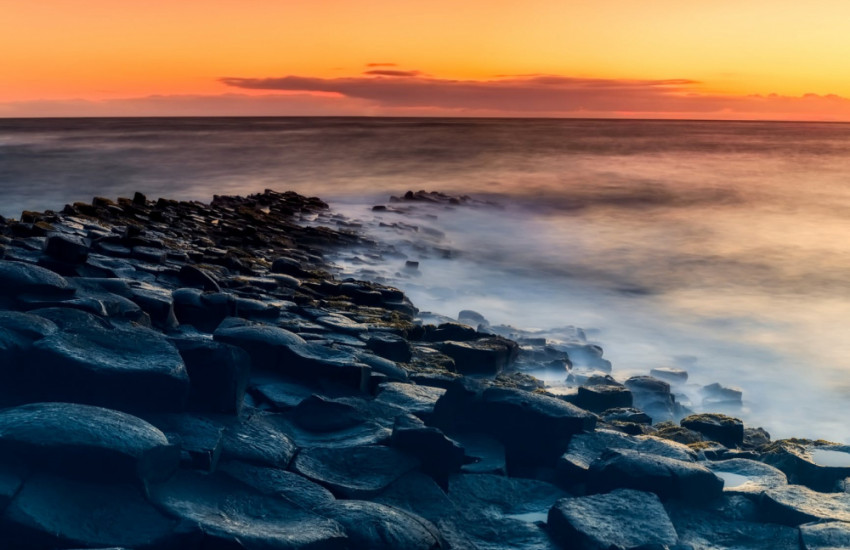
681,413 -> 745,448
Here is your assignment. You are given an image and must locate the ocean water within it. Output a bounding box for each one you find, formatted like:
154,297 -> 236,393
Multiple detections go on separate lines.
3,117 -> 850,441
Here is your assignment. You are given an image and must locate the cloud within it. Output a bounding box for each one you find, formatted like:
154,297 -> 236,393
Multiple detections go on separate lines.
218,73 -> 850,119
363,69 -> 423,77
366,62 -> 397,67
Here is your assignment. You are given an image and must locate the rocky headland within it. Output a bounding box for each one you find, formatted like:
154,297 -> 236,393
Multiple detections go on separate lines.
0,189 -> 848,549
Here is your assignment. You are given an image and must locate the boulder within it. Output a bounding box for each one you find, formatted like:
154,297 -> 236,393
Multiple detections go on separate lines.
1,474 -> 188,550
392,414 -> 464,483
292,394 -> 368,433
44,233 -> 90,263
177,264 -> 221,292
0,260 -> 75,307
375,382 -> 445,418
548,489 -> 678,550
624,375 -> 678,421
26,314 -> 190,412
316,500 -> 440,550
367,332 -> 412,362
587,448 -> 724,503
681,413 -> 744,448
144,413 -> 224,472
213,318 -> 306,369
150,469 -> 347,549
0,402 -> 178,484
573,384 -> 633,413
172,288 -> 234,333
650,367 -> 689,384
292,445 -> 419,498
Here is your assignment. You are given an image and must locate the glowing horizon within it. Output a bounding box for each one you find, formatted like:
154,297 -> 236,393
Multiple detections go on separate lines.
5,0 -> 850,120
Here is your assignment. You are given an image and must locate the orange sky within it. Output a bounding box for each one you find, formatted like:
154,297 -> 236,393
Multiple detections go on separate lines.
4,0 -> 850,119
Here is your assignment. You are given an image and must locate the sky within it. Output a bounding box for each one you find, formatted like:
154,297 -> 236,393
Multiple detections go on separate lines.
3,0 -> 850,120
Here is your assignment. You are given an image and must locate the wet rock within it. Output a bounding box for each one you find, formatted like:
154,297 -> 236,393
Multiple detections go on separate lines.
292,445 -> 419,498
573,384 -> 633,413
250,378 -> 316,410
458,309 -> 489,328
423,322 -> 479,342
655,421 -> 705,445
743,427 -> 772,449
283,342 -> 372,389
317,500 -> 440,550
587,448 -> 724,503
144,413 -> 224,472
131,246 -> 167,264
128,283 -> 179,330
452,432 -> 507,474
220,413 -> 296,468
762,440 -> 850,491
26,314 -> 190,411
0,402 -> 179,484
559,343 -> 612,371
600,407 -> 652,425
438,337 -> 519,375
150,469 -> 346,549
177,264 -> 221,292
172,338 -> 251,414
0,311 -> 58,371
2,474 -> 187,550
702,382 -> 743,407
367,332 -> 412,362
548,489 -> 678,550
706,458 -> 788,496
354,350 -> 409,381
760,484 -> 850,525
172,288 -> 234,332
272,256 -> 310,278
557,429 -> 696,486
681,413 -> 744,448
44,233 -> 90,263
218,461 -> 335,511
800,521 -> 850,550
625,375 -> 679,422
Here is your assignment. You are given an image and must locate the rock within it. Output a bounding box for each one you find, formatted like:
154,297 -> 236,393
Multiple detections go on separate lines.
392,414 -> 464,483
172,288 -> 233,332
600,407 -> 652,425
354,351 -> 409,381
250,378 -> 316,410
587,448 -> 724,503
150,469 -> 347,549
0,311 -> 58,371
438,337 -> 519,375
26,314 -> 190,412
144,413 -> 224,472
1,474 -> 187,550
560,343 -> 612,371
177,264 -> 221,292
213,318 -> 305,368
458,309 -> 489,327
650,367 -> 689,384
800,521 -> 850,550
573,384 -> 633,413
292,445 -> 419,498
367,332 -> 412,362
548,489 -> 678,550
172,338 -> 251,414
218,461 -> 335,511
375,382 -> 445,419
625,375 -> 679,421
272,256 -> 310,277
44,233 -> 90,263
681,413 -> 744,448
668,495 -> 801,550
0,260 -> 75,304
557,429 -> 696,486
0,402 -> 178,484
702,382 -> 743,407
424,322 -> 479,342
706,458 -> 788,497
452,432 -> 507,474
654,421 -> 705,445
317,500 -> 440,550
292,394 -> 368,433
744,427 -> 772,449
0,460 -> 27,512
760,484 -> 850,525
282,341 -> 371,389
132,246 -> 167,264
762,440 -> 850,491
220,413 -> 297,469
127,283 -> 179,330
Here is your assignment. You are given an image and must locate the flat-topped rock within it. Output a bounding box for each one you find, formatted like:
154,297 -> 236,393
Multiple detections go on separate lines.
375,382 -> 445,418
548,489 -> 678,550
292,445 -> 419,498
1,474 -> 186,550
587,447 -> 724,503
150,469 -> 347,550
573,384 -> 633,413
800,521 -> 850,550
0,402 -> 178,484
172,338 -> 251,414
0,260 -> 75,304
437,337 -> 518,375
707,458 -> 788,496
220,413 -> 297,469
213,318 -> 306,369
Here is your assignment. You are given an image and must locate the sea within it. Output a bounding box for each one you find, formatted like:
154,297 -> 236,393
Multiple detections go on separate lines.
2,116 -> 850,441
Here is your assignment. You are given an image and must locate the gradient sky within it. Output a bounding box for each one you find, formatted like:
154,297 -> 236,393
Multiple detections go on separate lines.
4,0 -> 850,119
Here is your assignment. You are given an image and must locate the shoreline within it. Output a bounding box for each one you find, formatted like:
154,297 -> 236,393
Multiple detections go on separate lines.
0,188 -> 847,549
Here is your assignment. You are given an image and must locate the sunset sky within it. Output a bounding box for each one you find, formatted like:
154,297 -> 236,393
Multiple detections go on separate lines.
4,0 -> 850,119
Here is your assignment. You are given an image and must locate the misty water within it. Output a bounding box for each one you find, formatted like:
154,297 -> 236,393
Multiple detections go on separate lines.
3,117 -> 850,441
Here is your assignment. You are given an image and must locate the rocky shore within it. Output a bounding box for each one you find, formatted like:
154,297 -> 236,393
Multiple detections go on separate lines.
0,188 -> 849,549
